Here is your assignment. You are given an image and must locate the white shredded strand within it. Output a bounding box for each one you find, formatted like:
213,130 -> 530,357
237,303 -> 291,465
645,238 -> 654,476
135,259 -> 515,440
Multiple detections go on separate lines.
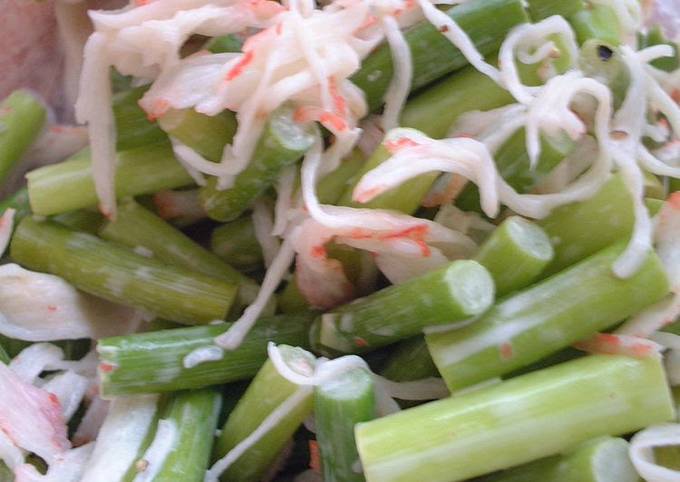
498,16 -> 578,105
272,165 -> 298,236
183,346 -> 225,369
41,371 -> 90,421
133,419 -> 178,482
215,233 -> 297,350
0,208 -> 15,258
380,15 -> 412,131
9,343 -> 65,384
630,424 -> 680,482
416,0 -> 500,84
252,199 -> 281,268
75,32 -> 117,219
81,395 -> 160,482
205,387 -> 312,482
0,429 -> 24,471
73,397 -> 110,447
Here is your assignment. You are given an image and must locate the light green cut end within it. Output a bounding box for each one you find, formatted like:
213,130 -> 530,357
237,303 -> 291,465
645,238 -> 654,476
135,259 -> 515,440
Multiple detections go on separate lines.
445,260 -> 495,316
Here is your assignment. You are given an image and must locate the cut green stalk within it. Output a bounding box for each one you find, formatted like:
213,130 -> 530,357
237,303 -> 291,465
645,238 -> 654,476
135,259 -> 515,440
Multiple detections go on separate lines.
151,189 -> 207,227
10,217 -> 238,325
400,61 -> 514,140
113,86 -> 168,151
0,461 -> 11,482
476,436 -> 637,482
199,107 -> 315,222
0,344 -> 9,364
213,345 -> 316,482
159,109 -> 236,162
475,216 -> 554,296
644,171 -> 666,200
526,0 -> 582,21
539,174 -> 634,275
315,367 -> 376,482
380,336 -> 438,382
456,130 -> 575,212
569,4 -> 621,46
206,34 -> 244,53
0,187 -> 31,220
27,144 -> 194,216
314,260 -> 494,354
52,210 -> 104,235
639,26 -> 679,72
654,445 -> 680,471
99,199 -> 257,304
356,354 -> 674,482
578,40 -> 629,109
646,197 -> 665,216
97,313 -> 315,396
211,217 -> 264,272
351,0 -> 528,112
81,394 -> 161,482
317,149 -> 366,204
152,388 -> 222,482
278,277 -> 313,314
426,241 -> 669,391
338,143 -> 437,214
0,90 -> 47,185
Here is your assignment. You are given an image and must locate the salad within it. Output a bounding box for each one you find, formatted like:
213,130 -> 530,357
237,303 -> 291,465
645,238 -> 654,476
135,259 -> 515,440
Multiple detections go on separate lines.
0,0 -> 679,480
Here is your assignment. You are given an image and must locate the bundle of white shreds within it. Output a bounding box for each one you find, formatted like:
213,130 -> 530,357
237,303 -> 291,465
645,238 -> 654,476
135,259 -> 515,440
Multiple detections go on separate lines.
3,0 -> 680,480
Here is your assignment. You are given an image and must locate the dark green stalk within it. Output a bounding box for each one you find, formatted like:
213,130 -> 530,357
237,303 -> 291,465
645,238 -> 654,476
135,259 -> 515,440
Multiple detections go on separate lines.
314,260 -> 494,354
475,216 -> 554,296
356,355 -> 673,482
539,174 -> 633,275
569,4 -> 621,46
426,241 -> 670,391
212,345 -> 316,482
380,336 -> 438,382
153,389 -> 222,482
351,0 -> 528,112
10,217 -> 238,325
97,313 -> 315,396
526,0 -> 583,21
211,217 -> 264,272
27,144 -> 194,216
476,437 -> 637,482
199,107 -> 315,222
0,90 -> 47,185
113,86 -> 168,151
99,199 -> 257,304
159,109 -> 236,162
315,367 -> 375,482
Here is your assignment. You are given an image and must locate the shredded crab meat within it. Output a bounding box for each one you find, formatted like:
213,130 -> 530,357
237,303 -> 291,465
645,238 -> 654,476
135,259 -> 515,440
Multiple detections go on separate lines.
0,362 -> 70,465
252,199 -> 281,268
14,443 -> 95,482
0,264 -> 140,342
630,424 -> 680,482
573,333 -> 662,358
498,16 -> 578,106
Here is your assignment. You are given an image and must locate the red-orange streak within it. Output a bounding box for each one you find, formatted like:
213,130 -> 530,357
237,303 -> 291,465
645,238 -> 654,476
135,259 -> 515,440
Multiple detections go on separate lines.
309,440 -> 321,472
311,245 -> 327,258
668,191 -> 680,210
328,77 -> 346,116
319,112 -> 348,132
384,137 -> 419,154
145,99 -> 170,122
499,342 -> 513,360
225,51 -> 255,82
